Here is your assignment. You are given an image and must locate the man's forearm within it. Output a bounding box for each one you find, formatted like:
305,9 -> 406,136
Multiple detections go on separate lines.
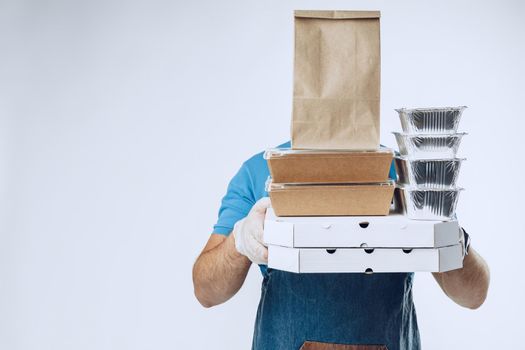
192,234 -> 251,308
432,247 -> 490,309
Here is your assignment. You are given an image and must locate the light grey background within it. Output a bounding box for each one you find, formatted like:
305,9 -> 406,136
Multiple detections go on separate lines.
1,0 -> 524,349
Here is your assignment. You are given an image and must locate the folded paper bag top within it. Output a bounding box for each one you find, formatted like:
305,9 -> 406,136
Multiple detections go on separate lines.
292,10 -> 381,150
294,10 -> 381,19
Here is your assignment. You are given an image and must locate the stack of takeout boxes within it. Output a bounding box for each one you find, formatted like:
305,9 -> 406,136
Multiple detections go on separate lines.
265,149 -> 395,216
392,107 -> 467,221
262,10 -> 464,273
264,144 -> 464,273
264,130 -> 465,274
264,111 -> 466,274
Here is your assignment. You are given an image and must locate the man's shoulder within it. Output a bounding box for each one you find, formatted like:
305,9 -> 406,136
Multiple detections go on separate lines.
243,141 -> 290,171
240,141 -> 290,193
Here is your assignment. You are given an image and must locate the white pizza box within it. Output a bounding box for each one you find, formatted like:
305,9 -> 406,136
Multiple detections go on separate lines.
264,208 -> 460,248
268,244 -> 464,273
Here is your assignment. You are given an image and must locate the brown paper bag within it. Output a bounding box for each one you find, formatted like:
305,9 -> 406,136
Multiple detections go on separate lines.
292,10 -> 381,150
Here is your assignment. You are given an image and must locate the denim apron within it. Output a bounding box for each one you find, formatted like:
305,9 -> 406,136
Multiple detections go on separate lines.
252,269 -> 420,350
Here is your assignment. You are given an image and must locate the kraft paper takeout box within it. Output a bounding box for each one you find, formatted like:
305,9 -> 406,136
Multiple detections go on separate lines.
265,148 -> 393,183
267,180 -> 395,216
268,244 -> 464,273
263,208 -> 461,248
292,10 -> 381,150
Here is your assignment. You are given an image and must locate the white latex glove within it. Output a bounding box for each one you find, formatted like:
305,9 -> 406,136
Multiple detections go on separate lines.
232,197 -> 271,265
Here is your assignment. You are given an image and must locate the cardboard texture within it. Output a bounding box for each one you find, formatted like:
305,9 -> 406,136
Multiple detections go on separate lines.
268,182 -> 394,216
292,10 -> 381,150
300,341 -> 387,350
264,208 -> 460,248
268,244 -> 464,273
266,149 -> 393,183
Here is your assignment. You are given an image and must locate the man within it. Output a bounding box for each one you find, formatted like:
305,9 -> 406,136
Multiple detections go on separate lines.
192,141 -> 490,350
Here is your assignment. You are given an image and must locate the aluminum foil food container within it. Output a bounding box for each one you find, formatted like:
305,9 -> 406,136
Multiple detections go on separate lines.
394,186 -> 463,221
395,157 -> 465,188
396,106 -> 466,134
393,132 -> 466,159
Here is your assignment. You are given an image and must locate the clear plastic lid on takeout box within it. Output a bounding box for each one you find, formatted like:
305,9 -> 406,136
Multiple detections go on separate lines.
263,147 -> 394,159
265,177 -> 395,192
266,178 -> 396,216
395,106 -> 466,134
264,147 -> 395,184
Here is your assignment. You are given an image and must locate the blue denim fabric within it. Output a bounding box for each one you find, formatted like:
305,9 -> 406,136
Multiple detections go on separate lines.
252,270 -> 420,350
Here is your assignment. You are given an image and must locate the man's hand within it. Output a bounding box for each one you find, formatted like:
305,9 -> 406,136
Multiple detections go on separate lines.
232,197 -> 271,265
433,229 -> 490,309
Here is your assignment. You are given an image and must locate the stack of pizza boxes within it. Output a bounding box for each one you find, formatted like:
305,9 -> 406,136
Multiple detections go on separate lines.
263,10 -> 464,273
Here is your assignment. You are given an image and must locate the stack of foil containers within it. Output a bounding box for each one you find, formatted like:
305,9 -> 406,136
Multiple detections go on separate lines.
393,107 -> 467,220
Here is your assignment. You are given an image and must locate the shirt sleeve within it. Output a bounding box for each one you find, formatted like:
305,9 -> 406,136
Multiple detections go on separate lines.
388,159 -> 397,180
212,162 -> 256,235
